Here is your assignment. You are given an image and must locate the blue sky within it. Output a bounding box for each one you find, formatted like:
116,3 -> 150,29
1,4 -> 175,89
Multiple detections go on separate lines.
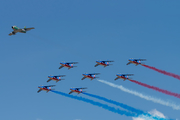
1,0 -> 180,120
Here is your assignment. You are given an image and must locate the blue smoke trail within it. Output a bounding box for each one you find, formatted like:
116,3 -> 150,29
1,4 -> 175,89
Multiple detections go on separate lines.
83,92 -> 144,114
51,90 -> 137,117
82,92 -> 167,120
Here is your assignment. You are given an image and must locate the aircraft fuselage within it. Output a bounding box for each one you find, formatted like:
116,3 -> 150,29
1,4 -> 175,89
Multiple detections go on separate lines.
38,87 -> 50,92
12,26 -> 26,33
96,61 -> 108,67
83,75 -> 94,79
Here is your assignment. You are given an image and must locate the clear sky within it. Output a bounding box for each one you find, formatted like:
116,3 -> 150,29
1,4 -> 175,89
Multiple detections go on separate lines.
0,0 -> 180,120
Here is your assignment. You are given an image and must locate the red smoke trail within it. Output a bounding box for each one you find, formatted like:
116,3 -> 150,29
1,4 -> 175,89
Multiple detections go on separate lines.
142,64 -> 180,80
129,79 -> 180,99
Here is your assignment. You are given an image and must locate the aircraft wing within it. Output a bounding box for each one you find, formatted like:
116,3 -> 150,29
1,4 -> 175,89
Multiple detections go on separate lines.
106,60 -> 114,62
59,65 -> 64,69
9,31 -> 17,36
55,75 -> 66,77
69,62 -> 78,64
76,87 -> 87,89
47,79 -> 51,82
44,85 -> 55,87
93,73 -> 100,75
139,59 -> 146,61
126,62 -> 131,65
94,64 -> 99,67
126,74 -> 134,76
81,77 -> 86,80
69,91 -> 73,94
59,75 -> 66,77
37,89 -> 42,93
114,77 -> 119,80
25,27 -> 35,31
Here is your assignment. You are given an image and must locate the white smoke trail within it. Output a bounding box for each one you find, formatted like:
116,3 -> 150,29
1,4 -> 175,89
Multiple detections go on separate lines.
97,79 -> 180,110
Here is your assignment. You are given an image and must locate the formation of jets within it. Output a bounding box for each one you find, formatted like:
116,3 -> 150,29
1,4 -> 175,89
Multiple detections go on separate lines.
36,58 -> 146,93
8,26 -> 146,94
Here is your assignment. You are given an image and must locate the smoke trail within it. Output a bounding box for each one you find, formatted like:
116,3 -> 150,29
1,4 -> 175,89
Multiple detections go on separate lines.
82,92 -> 165,120
97,79 -> 180,110
51,90 -> 137,117
83,92 -> 144,115
142,64 -> 180,81
129,80 -> 180,99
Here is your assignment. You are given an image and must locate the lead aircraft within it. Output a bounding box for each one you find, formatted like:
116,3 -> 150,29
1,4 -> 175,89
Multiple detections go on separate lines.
9,26 -> 35,36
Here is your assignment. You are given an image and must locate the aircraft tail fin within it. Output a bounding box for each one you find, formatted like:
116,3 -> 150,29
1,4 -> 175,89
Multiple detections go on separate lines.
24,26 -> 26,28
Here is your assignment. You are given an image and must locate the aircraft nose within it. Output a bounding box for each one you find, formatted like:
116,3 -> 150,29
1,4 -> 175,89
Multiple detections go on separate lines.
12,26 -> 14,28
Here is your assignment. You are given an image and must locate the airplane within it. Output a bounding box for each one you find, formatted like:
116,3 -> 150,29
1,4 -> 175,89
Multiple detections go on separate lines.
94,60 -> 114,67
47,75 -> 66,83
81,73 -> 100,80
37,85 -> 55,93
69,87 -> 87,94
59,62 -> 78,70
9,26 -> 35,36
114,73 -> 134,81
126,58 -> 146,66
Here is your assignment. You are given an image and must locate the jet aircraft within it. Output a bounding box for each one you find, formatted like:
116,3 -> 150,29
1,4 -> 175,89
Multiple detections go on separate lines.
81,73 -> 100,80
126,58 -> 146,66
59,62 -> 78,70
37,85 -> 55,93
47,75 -> 66,83
94,60 -> 114,67
114,73 -> 134,81
69,87 -> 87,94
9,26 -> 35,36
